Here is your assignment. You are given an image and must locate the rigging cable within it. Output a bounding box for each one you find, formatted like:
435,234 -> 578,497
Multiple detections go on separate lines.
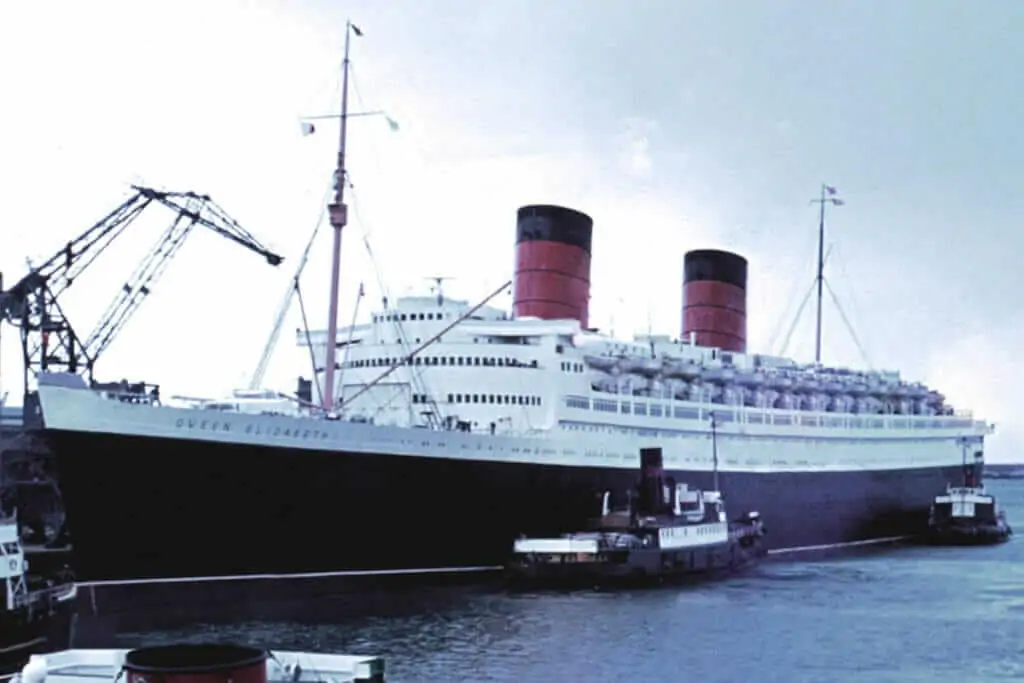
341,279 -> 512,410
249,176 -> 334,390
294,279 -> 324,406
344,184 -> 439,423
831,242 -> 873,366
348,65 -> 443,420
765,229 -> 823,352
334,281 -> 365,400
776,245 -> 834,358
824,278 -> 872,368
343,64 -> 446,426
776,278 -> 817,358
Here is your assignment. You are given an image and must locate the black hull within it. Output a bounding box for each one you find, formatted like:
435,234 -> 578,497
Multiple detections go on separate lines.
923,523 -> 1013,546
0,601 -> 75,675
505,535 -> 767,590
43,429 -> 962,582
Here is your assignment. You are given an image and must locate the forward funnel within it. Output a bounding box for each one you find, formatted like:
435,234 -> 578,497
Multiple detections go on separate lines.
513,204 -> 593,327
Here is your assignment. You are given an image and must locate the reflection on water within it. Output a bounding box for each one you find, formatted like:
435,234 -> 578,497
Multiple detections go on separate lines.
96,482 -> 1024,682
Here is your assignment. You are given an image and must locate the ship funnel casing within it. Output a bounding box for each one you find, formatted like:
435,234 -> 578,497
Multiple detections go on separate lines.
682,249 -> 748,353
513,204 -> 593,327
637,447 -> 666,516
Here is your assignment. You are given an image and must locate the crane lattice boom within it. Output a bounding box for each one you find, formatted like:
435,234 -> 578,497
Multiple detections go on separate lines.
0,185 -> 283,397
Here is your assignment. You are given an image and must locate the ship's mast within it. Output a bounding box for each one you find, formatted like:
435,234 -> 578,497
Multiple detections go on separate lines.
811,184 -> 844,364
322,20 -> 362,412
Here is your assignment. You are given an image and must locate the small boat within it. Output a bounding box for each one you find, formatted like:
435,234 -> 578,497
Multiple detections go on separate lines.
926,485 -> 1012,545
925,447 -> 1012,546
8,643 -> 385,683
1,510 -> 77,676
505,446 -> 767,588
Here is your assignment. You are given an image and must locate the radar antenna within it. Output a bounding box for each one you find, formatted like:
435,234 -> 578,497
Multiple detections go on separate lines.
425,276 -> 454,306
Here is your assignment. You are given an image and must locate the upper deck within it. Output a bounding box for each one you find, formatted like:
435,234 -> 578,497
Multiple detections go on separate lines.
292,293 -> 989,440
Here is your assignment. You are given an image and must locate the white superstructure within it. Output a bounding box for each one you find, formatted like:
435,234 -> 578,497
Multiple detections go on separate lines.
302,293 -> 988,438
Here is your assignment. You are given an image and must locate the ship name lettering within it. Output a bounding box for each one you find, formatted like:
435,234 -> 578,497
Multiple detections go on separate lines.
239,423 -> 325,440
174,418 -> 232,433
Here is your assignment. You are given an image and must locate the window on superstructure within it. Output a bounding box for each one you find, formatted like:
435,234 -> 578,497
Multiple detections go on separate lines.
474,358 -> 481,366
473,394 -> 480,403
447,394 -> 453,403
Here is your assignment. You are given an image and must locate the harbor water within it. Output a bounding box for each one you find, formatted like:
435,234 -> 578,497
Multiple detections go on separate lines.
96,480 -> 1023,682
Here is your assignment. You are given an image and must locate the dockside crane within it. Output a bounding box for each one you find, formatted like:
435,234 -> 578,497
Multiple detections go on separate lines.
0,185 -> 284,408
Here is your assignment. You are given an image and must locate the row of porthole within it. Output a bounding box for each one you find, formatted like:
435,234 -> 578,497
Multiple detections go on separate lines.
374,311 -> 450,323
409,393 -> 541,407
373,311 -> 514,323
343,356 -> 540,370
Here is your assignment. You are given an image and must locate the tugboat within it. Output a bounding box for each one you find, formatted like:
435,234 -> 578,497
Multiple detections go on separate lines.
0,510 -> 77,676
505,446 -> 767,588
9,643 -> 385,683
926,444 -> 1012,545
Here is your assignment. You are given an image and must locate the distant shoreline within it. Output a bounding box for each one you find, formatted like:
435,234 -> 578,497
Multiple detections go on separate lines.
986,464 -> 1024,479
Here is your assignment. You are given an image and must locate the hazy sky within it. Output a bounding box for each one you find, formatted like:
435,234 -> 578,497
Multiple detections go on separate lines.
1,0 -> 1021,460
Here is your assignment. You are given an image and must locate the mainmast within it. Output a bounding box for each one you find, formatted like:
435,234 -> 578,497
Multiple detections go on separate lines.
322,20 -> 362,412
810,183 -> 844,364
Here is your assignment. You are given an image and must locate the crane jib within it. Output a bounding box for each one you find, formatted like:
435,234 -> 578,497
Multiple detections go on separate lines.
0,184 -> 284,400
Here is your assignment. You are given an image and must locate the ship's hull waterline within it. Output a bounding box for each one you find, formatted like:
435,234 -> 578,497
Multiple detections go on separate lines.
43,426 -> 962,583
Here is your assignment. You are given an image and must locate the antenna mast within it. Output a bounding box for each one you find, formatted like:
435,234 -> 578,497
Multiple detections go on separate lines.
425,276 -> 453,306
322,20 -> 362,412
810,183 -> 844,364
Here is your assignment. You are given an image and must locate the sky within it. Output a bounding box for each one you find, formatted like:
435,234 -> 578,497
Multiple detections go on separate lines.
1,0 -> 1022,460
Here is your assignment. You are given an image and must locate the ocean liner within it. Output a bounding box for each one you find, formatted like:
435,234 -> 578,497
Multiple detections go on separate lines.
27,23 -> 991,582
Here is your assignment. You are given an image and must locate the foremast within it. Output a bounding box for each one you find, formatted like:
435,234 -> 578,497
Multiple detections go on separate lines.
322,20 -> 362,413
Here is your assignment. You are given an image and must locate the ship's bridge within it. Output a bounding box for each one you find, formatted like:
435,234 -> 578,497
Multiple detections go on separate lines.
298,295 -> 589,433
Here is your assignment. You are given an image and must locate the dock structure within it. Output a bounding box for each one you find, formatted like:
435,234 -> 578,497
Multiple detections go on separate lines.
6,647 -> 386,683
0,404 -> 71,556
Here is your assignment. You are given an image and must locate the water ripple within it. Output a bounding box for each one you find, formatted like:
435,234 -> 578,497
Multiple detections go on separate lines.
111,481 -> 1024,683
